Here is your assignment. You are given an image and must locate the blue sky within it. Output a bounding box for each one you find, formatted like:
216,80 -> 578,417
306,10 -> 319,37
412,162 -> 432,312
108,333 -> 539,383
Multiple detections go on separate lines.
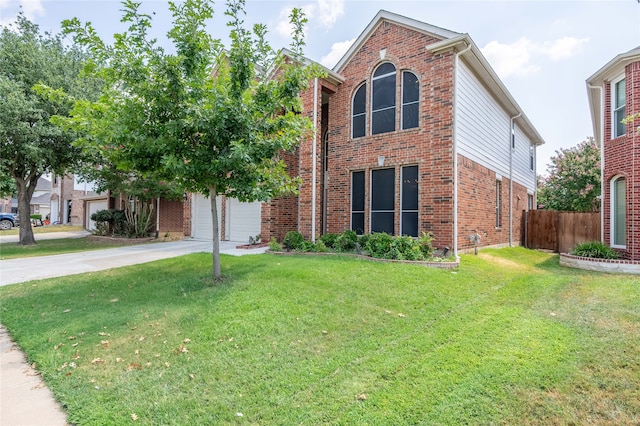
2,0 -> 640,175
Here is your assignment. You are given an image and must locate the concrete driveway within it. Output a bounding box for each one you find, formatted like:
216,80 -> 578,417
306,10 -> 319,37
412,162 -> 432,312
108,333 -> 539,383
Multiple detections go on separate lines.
0,235 -> 267,286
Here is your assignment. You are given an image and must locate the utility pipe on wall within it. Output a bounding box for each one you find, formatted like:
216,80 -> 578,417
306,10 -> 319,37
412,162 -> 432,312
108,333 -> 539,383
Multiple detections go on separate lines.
311,77 -> 318,243
452,43 -> 472,258
509,113 -> 521,247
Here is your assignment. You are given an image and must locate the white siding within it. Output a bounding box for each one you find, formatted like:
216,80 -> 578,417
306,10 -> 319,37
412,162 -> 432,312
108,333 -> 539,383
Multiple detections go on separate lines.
456,61 -> 536,191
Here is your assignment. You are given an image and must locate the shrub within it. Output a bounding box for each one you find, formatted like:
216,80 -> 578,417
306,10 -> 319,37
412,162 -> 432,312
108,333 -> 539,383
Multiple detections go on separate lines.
300,241 -> 317,252
268,237 -> 282,252
283,231 -> 305,251
335,230 -> 358,252
571,241 -> 619,259
30,214 -> 42,220
314,240 -> 329,253
365,232 -> 394,258
319,233 -> 338,249
418,231 -> 435,258
391,235 -> 424,261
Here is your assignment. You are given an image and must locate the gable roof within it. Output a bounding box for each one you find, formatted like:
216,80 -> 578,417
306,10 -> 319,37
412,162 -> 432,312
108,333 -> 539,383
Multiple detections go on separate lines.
333,10 -> 460,73
332,10 -> 544,147
586,46 -> 640,146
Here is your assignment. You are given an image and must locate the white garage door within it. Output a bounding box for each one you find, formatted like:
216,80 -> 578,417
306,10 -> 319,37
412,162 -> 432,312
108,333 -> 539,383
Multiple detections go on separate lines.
86,200 -> 108,231
191,194 -> 261,243
191,194 -> 222,241
227,198 -> 262,243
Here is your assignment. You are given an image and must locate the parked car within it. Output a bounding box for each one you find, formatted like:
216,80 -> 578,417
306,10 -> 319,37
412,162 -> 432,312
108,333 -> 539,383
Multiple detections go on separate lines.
0,213 -> 19,230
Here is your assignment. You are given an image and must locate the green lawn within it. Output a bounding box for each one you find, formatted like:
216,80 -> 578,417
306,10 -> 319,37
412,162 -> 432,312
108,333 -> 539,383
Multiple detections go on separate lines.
0,248 -> 638,425
0,224 -> 84,236
0,237 -> 152,260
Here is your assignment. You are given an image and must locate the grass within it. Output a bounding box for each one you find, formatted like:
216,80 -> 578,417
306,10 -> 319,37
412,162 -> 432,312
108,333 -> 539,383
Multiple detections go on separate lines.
0,237 -> 152,260
0,247 -> 638,425
0,224 -> 84,236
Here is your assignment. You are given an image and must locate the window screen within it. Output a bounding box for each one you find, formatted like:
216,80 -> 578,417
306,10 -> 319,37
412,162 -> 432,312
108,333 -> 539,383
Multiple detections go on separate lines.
352,84 -> 366,138
613,177 -> 626,246
613,78 -> 626,138
351,171 -> 365,235
402,71 -> 419,130
371,168 -> 395,234
401,166 -> 418,237
372,63 -> 396,135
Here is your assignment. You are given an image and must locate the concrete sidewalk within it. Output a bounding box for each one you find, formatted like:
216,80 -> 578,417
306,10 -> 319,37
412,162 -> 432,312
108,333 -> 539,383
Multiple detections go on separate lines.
0,236 -> 268,425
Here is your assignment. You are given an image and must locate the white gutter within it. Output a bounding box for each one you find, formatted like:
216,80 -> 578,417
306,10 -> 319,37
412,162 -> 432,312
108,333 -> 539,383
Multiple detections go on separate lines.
453,43 -> 472,257
509,113 -> 521,247
156,197 -> 160,237
311,77 -> 318,242
588,84 -> 605,243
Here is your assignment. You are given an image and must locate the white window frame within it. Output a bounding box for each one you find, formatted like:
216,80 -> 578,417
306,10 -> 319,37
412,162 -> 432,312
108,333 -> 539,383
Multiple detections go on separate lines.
612,75 -> 626,139
610,175 -> 626,249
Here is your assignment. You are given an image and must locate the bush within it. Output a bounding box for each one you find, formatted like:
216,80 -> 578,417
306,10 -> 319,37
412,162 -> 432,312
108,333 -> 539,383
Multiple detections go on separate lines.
571,241 -> 619,259
365,232 -> 394,258
319,233 -> 338,249
418,231 -> 435,258
283,231 -> 305,251
390,235 -> 424,261
335,230 -> 358,252
268,237 -> 282,252
30,214 -> 42,220
90,209 -> 127,236
314,240 -> 329,253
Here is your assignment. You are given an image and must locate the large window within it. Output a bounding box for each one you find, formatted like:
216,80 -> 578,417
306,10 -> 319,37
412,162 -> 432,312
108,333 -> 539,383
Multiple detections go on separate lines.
401,71 -> 419,130
351,171 -> 365,235
352,84 -> 366,138
371,63 -> 396,135
401,166 -> 418,236
613,77 -> 626,138
612,176 -> 626,247
371,168 -> 395,234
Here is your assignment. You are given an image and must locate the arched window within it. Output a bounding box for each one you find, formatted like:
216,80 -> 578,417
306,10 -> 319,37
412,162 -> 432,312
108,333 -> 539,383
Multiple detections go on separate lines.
371,63 -> 396,135
401,71 -> 419,129
611,176 -> 626,247
352,83 -> 366,138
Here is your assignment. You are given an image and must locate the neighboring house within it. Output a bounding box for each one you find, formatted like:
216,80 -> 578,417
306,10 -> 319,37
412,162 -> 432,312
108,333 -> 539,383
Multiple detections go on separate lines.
30,177 -> 51,219
187,11 -> 544,252
586,46 -> 640,261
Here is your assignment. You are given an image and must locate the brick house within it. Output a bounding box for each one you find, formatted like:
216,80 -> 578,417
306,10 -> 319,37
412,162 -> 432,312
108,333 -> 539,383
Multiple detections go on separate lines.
586,46 -> 640,260
188,11 -> 544,254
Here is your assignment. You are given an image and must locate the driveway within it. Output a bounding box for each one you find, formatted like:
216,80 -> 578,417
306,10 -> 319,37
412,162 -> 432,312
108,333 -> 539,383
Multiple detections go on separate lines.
0,235 -> 268,286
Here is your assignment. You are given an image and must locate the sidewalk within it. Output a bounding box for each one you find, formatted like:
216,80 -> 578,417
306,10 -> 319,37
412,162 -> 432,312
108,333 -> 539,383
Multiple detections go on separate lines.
0,234 -> 268,425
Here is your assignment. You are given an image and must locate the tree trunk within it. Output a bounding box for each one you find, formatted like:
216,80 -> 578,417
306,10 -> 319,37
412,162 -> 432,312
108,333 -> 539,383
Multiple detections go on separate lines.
209,187 -> 221,280
15,174 -> 39,246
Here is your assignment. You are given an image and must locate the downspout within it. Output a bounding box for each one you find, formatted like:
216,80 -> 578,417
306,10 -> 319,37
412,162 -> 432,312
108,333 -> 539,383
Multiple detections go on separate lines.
453,43 -> 472,258
588,84 -> 605,243
509,113 -> 522,247
156,197 -> 160,238
311,77 -> 319,243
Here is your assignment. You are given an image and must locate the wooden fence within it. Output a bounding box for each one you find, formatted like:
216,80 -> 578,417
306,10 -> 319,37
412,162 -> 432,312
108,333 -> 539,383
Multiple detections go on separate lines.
522,210 -> 600,254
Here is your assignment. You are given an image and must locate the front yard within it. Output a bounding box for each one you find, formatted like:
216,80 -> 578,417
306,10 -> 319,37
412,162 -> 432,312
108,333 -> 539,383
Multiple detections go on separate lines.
0,248 -> 638,425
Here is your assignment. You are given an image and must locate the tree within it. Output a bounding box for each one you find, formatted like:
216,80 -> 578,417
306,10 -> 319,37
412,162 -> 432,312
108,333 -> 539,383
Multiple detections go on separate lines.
537,137 -> 601,212
0,14 -> 99,244
60,0 -> 319,280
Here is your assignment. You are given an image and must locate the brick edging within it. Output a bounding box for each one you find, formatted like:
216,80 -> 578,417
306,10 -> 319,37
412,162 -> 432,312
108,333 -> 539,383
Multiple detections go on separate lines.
559,253 -> 640,275
267,250 -> 459,270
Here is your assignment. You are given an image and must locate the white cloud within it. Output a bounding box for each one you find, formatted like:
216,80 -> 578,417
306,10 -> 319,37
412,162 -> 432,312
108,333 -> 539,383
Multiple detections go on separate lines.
320,38 -> 354,68
481,36 -> 590,79
0,0 -> 45,27
275,0 -> 344,37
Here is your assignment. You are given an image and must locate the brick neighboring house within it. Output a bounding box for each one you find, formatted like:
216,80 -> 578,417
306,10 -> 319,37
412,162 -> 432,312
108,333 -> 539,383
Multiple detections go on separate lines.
188,11 -> 544,252
586,46 -> 640,260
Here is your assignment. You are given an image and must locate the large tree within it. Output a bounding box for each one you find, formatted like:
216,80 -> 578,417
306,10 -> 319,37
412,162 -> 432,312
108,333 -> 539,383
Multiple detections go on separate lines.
0,14 -> 99,244
537,137 -> 601,212
61,0 -> 319,280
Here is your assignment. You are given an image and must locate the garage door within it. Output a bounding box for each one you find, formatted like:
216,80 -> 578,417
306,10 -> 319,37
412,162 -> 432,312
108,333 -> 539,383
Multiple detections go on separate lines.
227,198 -> 262,243
86,200 -> 108,231
191,194 -> 261,242
191,194 -> 222,241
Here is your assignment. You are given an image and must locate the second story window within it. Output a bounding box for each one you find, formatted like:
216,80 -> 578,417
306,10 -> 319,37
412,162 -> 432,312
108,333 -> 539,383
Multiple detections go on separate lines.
401,71 -> 419,130
352,83 -> 366,138
371,62 -> 396,135
613,77 -> 626,138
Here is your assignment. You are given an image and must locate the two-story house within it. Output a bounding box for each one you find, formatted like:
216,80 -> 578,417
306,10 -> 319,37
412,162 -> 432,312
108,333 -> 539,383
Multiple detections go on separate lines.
587,46 -> 640,261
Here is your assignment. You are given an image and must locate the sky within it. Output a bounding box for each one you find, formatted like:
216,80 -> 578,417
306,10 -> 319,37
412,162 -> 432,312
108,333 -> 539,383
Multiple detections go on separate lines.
2,0 -> 640,176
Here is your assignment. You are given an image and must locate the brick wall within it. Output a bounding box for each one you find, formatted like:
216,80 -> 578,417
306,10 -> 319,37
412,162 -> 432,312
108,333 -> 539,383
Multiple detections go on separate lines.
603,60 -> 640,260
158,199 -> 184,233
